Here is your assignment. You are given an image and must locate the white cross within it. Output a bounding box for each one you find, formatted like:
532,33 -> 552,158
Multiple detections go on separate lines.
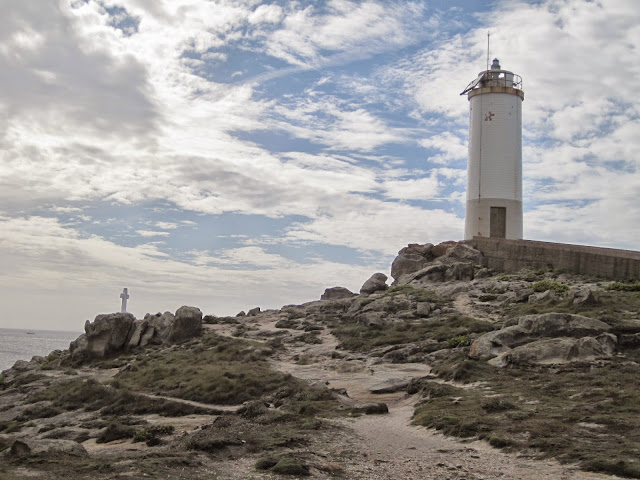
120,288 -> 129,313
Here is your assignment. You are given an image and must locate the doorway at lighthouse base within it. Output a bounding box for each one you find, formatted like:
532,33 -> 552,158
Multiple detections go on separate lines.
490,206 -> 507,238
464,198 -> 523,240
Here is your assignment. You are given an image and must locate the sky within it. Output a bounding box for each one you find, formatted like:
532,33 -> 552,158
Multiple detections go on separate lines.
1,0 -> 639,331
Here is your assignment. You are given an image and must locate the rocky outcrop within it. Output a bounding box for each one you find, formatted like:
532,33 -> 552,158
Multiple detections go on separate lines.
321,287 -> 356,301
360,273 -> 388,295
391,242 -> 484,286
247,307 -> 261,316
140,312 -> 175,347
431,241 -> 457,257
70,313 -> 135,362
8,439 -> 87,458
569,287 -> 599,305
167,306 -> 203,343
69,307 -> 203,363
391,243 -> 434,284
470,313 -> 614,366
496,334 -> 616,366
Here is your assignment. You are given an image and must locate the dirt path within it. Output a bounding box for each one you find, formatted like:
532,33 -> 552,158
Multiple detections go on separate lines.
246,315 -> 621,480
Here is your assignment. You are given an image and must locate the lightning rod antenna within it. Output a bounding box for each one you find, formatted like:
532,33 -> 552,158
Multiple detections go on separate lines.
486,31 -> 490,71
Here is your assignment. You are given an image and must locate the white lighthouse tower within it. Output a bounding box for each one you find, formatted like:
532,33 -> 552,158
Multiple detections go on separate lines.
461,58 -> 524,240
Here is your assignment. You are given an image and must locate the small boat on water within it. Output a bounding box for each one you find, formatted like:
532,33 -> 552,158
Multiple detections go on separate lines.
26,331 -> 35,335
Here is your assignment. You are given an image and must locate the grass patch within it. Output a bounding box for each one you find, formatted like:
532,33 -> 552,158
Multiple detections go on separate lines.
606,281 -> 640,292
27,379 -> 214,417
332,315 -> 494,353
478,294 -> 498,302
532,279 -> 569,295
132,425 -> 175,444
271,456 -> 310,476
414,352 -> 640,476
10,373 -> 46,387
113,332 -> 309,405
501,289 -> 640,333
15,404 -> 63,421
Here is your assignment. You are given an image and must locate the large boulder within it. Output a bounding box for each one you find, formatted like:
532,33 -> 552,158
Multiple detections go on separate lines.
406,264 -> 448,284
495,333 -> 617,366
126,319 -> 148,350
167,306 -> 203,343
70,312 -> 135,362
431,241 -> 458,257
140,312 -> 175,347
470,313 -> 614,364
444,262 -> 475,282
321,287 -> 355,301
517,313 -> 610,338
362,296 -> 412,314
9,439 -> 87,458
360,273 -> 388,295
444,243 -> 484,265
390,243 -> 434,284
569,287 -> 600,305
469,326 -> 531,360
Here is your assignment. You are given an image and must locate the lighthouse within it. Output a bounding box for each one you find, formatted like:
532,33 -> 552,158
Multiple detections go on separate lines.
461,58 -> 524,240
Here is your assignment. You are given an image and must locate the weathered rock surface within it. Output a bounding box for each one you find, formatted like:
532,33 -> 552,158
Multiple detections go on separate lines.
569,287 -> 600,305
391,243 -> 434,284
443,243 -> 483,265
493,333 -> 617,367
70,313 -> 135,362
69,307 -> 204,363
360,273 -> 388,295
167,306 -> 203,343
247,307 -> 261,316
391,242 -> 484,286
431,240 -> 457,257
140,312 -> 175,347
471,313 -> 614,365
368,378 -> 412,394
321,286 -> 355,301
528,289 -> 556,303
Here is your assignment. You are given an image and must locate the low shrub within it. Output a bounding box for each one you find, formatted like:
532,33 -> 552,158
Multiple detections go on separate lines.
479,294 -> 498,302
606,281 -> 640,292
488,435 -> 516,448
481,397 -> 516,413
532,280 -> 569,295
16,404 -> 63,421
447,335 -> 470,348
11,373 -> 46,387
255,456 -> 278,470
584,458 -> 640,478
97,422 -> 136,444
275,319 -> 299,329
271,457 -> 310,476
132,425 -> 175,443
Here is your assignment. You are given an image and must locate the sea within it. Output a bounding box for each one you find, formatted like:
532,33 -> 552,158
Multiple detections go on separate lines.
0,328 -> 82,372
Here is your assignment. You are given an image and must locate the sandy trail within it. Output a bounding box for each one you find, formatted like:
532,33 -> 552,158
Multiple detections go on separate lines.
253,316 -> 621,480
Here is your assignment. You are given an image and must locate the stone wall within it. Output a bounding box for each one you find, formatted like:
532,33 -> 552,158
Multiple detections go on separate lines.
466,237 -> 640,280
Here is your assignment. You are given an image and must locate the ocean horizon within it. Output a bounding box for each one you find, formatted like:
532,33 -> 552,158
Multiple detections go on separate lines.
0,328 -> 81,372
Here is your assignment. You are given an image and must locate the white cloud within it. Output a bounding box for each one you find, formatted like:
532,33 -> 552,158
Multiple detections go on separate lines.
248,4 -> 283,25
136,230 -> 171,237
264,1 -> 432,68
155,221 -> 179,230
382,175 -> 441,201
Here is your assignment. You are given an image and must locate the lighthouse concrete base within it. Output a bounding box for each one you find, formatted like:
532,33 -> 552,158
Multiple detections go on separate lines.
464,198 -> 522,240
